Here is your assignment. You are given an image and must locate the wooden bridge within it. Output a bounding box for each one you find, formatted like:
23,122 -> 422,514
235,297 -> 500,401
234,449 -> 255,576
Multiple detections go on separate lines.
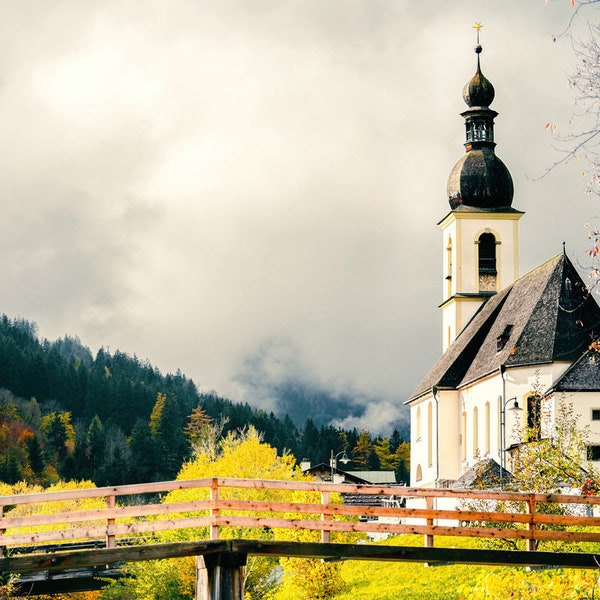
1,477 -> 600,598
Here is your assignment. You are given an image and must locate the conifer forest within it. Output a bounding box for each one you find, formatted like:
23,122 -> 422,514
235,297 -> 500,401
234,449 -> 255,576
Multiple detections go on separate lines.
0,315 -> 410,487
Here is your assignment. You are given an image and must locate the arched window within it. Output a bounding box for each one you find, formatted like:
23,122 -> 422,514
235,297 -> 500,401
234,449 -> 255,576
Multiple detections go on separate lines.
527,394 -> 542,442
416,407 -> 421,441
484,401 -> 491,454
497,396 -> 502,455
461,411 -> 467,461
478,232 -> 497,291
416,464 -> 423,482
427,402 -> 433,467
473,407 -> 479,456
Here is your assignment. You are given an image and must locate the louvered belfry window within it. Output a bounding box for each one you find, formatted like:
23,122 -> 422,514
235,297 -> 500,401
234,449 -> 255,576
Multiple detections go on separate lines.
478,232 -> 496,274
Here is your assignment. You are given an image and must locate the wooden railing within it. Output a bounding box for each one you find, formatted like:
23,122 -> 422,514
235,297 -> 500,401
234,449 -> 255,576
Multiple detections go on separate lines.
1,478 -> 599,554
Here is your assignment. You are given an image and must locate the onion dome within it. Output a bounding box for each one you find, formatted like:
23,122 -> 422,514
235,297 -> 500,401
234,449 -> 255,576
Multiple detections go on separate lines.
447,40 -> 514,210
462,45 -> 495,108
447,149 -> 513,209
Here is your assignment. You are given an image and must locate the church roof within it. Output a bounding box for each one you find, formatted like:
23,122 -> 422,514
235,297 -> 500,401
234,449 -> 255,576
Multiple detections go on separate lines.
408,253 -> 600,402
451,458 -> 512,490
550,347 -> 600,392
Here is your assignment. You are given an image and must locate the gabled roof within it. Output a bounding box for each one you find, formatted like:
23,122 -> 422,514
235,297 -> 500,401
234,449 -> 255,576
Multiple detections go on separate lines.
451,458 -> 512,490
346,471 -> 397,484
302,463 -> 371,484
408,253 -> 600,402
550,347 -> 600,392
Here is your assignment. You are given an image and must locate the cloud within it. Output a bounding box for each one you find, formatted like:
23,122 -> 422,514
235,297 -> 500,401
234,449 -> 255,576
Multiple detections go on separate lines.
232,335 -> 410,435
0,0 -> 594,436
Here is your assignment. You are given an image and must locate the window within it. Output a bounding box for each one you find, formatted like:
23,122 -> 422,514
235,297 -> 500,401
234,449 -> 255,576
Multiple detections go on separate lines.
466,119 -> 494,143
484,401 -> 490,454
592,409 -> 600,421
427,402 -> 433,467
527,395 -> 542,442
461,411 -> 467,461
472,407 -> 479,456
497,396 -> 502,451
416,407 -> 421,441
588,446 -> 600,461
416,464 -> 423,481
496,324 -> 513,352
478,233 -> 497,274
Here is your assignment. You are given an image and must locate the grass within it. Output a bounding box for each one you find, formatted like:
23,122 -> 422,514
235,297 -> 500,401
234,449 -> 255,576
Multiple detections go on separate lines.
334,535 -> 489,600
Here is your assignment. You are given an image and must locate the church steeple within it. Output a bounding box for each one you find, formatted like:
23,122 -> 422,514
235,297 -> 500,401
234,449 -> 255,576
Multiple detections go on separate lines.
439,25 -> 523,352
447,31 -> 514,210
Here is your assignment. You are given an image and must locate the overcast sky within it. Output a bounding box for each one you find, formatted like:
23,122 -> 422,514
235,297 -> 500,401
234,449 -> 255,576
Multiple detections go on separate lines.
0,1 -> 597,433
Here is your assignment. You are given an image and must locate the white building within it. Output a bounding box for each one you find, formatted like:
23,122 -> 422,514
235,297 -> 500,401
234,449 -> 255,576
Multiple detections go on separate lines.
406,41 -> 600,489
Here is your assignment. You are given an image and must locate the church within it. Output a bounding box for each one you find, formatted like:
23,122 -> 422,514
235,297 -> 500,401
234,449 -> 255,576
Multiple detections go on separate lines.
406,37 -> 600,489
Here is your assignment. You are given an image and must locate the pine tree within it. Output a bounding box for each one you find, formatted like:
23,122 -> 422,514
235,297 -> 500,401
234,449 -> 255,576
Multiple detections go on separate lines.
373,437 -> 399,471
352,430 -> 374,470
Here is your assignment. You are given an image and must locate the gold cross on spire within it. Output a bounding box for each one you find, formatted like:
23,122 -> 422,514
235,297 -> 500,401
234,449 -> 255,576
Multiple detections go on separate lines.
473,22 -> 483,45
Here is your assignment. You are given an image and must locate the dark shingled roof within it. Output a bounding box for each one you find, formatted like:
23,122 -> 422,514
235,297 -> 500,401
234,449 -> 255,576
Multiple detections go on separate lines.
550,348 -> 600,392
451,458 -> 512,490
408,253 -> 600,402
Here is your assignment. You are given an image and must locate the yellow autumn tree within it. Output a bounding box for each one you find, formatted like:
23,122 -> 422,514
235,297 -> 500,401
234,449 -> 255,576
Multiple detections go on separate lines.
101,426 -> 305,599
0,480 -> 102,600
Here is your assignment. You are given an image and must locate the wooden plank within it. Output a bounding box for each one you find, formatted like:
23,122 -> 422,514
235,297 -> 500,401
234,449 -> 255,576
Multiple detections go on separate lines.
0,500 -> 212,528
3,508 -> 599,548
0,516 -> 211,546
209,500 -> 536,524
2,478 -> 599,509
1,539 -> 598,573
229,540 -> 600,569
6,500 -> 588,532
0,540 -> 232,573
0,478 -> 218,506
0,478 -> 600,506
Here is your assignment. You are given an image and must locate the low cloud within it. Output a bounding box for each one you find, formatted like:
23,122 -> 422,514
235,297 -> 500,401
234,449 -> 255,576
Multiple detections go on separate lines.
232,336 -> 409,436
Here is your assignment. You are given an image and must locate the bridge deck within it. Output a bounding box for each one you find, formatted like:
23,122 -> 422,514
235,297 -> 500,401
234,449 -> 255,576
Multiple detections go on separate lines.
2,539 -> 599,574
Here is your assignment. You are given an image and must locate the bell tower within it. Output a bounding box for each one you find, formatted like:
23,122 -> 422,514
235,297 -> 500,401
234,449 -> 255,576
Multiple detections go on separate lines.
440,26 -> 523,351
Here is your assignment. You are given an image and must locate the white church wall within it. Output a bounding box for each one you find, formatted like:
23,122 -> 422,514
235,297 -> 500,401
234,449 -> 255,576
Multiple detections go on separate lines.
457,374 -> 504,473
554,390 -> 600,464
439,212 -> 520,300
441,297 -> 483,352
409,393 -> 435,487
410,389 -> 462,487
439,210 -> 522,351
437,390 -> 461,483
409,363 -> 592,488
452,215 -> 520,294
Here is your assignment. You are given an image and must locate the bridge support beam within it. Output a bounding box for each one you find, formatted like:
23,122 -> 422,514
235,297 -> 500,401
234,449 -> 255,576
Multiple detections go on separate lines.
196,552 -> 247,600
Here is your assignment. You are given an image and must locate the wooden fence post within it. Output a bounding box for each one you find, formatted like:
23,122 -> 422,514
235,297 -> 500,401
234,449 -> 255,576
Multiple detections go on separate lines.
105,495 -> 116,549
210,479 -> 220,541
196,552 -> 246,600
526,495 -> 536,552
424,496 -> 434,548
321,490 -> 331,543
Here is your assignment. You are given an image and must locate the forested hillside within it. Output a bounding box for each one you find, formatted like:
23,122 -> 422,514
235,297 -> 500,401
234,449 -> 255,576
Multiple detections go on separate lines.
0,315 -> 409,486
